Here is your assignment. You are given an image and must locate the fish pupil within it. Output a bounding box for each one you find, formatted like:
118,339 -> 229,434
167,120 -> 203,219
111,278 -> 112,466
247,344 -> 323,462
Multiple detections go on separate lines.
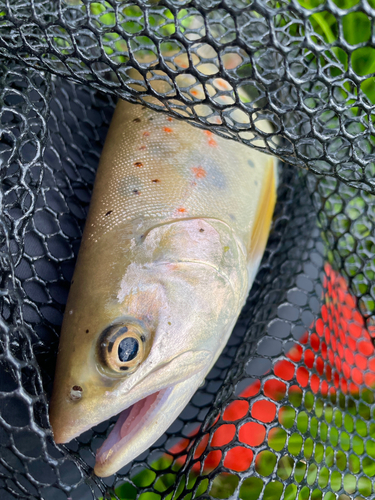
118,337 -> 139,362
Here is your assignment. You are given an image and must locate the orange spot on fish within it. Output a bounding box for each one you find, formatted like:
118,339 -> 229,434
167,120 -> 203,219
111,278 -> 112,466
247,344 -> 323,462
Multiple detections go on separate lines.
134,162 -> 143,168
192,166 -> 206,179
203,131 -> 217,145
167,117 -> 173,122
143,131 -> 150,136
216,78 -> 231,90
177,207 -> 186,213
152,179 -> 160,183
164,127 -> 173,133
191,90 -> 198,96
139,145 -> 146,150
175,55 -> 189,69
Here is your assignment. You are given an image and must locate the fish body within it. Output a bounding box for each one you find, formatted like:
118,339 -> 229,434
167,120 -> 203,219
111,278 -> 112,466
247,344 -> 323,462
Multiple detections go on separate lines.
49,99 -> 277,477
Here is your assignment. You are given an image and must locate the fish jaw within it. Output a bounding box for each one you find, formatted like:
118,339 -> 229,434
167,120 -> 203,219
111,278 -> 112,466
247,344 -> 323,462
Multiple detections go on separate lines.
94,372 -> 204,477
49,349 -> 213,449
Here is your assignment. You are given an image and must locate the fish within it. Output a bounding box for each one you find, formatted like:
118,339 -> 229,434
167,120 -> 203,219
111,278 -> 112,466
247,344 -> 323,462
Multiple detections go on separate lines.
49,98 -> 277,477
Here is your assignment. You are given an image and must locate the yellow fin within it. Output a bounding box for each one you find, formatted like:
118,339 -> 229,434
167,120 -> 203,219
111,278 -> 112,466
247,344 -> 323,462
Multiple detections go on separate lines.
248,158 -> 277,267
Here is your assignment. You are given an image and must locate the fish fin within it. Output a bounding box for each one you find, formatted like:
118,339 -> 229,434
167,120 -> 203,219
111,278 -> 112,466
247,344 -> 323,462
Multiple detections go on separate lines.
247,157 -> 277,275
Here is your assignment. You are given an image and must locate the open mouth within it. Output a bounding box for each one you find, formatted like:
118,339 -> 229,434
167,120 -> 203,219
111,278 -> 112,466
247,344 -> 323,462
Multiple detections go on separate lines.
96,387 -> 172,466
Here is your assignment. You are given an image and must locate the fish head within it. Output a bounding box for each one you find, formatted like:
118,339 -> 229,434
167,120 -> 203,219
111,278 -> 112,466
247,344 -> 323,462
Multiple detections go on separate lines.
49,219 -> 246,477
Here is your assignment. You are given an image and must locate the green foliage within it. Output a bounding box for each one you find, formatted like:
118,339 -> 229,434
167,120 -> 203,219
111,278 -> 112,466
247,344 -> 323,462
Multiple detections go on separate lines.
298,0 -> 375,105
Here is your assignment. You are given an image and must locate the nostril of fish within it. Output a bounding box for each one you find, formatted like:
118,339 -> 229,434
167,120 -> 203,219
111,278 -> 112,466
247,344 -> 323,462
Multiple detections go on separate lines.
70,385 -> 83,401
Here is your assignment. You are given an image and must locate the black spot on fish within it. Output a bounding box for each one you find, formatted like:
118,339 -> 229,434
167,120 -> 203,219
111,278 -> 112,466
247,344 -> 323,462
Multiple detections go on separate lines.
105,210 -> 112,216
152,179 -> 160,183
133,117 -> 141,123
140,335 -> 146,342
86,329 -> 89,333
119,176 -> 143,198
120,366 -> 129,371
199,228 -> 204,232
107,326 -> 129,354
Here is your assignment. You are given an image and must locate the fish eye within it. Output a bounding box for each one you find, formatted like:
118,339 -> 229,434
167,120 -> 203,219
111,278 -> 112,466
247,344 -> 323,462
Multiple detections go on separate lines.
118,336 -> 139,362
99,323 -> 145,374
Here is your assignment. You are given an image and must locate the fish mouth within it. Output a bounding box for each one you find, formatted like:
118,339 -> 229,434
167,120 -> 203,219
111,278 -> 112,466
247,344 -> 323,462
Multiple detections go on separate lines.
95,387 -> 173,469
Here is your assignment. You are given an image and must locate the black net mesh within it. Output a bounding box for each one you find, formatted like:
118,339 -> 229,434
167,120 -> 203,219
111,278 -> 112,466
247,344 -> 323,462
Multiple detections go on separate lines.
1,1 -> 375,499
3,0 -> 375,191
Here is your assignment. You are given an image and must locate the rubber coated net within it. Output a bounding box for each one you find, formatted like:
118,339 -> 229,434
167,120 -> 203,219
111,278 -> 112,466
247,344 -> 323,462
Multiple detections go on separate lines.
1,1 -> 375,499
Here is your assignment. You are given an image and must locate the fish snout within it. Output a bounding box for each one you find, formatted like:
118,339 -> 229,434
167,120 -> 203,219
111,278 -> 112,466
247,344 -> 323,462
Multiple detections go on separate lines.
49,381 -> 93,444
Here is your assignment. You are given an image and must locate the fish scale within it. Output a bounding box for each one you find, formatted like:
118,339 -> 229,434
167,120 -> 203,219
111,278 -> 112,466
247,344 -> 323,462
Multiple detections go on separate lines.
49,98 -> 277,477
85,100 -> 274,251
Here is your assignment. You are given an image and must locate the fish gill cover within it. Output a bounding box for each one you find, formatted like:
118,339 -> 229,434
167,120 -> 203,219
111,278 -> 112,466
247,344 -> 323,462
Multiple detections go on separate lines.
1,1 -> 375,499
